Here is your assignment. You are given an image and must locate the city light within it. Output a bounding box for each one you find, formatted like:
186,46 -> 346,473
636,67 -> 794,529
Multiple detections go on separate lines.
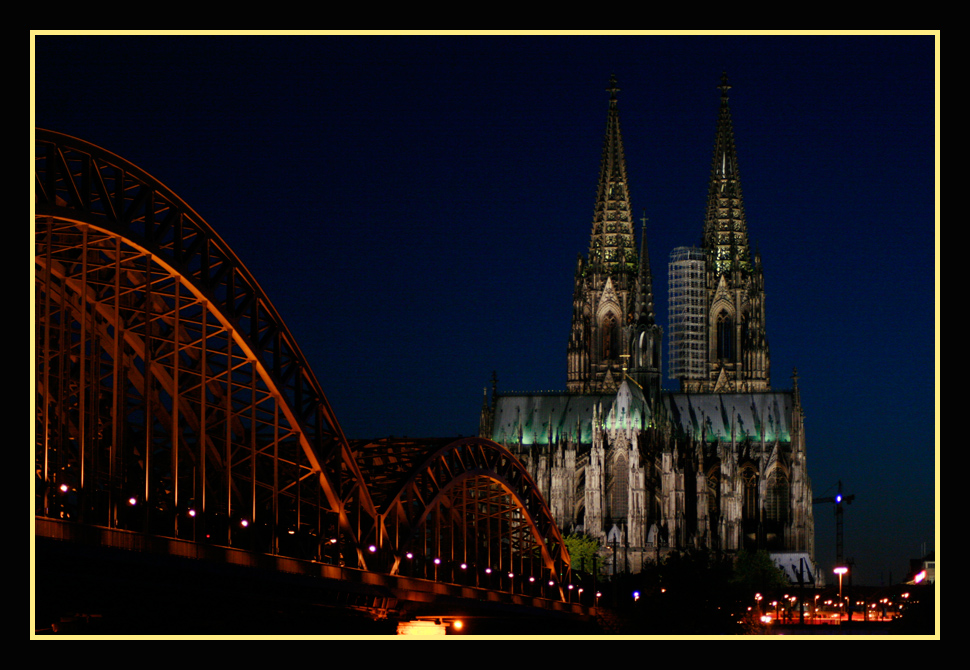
833,566 -> 849,624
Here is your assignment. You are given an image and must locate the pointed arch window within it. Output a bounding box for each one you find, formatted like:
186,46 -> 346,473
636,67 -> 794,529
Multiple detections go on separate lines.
608,451 -> 629,523
765,467 -> 789,549
707,468 -> 720,520
601,313 -> 618,360
707,467 -> 721,551
716,310 -> 734,361
765,468 -> 789,526
742,466 -> 757,517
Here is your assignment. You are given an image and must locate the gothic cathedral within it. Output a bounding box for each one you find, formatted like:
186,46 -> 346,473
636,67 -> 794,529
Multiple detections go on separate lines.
480,75 -> 816,581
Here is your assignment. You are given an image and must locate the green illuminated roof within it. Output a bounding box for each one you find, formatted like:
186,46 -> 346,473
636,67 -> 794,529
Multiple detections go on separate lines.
489,388 -> 794,446
664,391 -> 793,443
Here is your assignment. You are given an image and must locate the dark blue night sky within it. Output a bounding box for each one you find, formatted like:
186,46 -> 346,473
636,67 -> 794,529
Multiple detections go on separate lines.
32,32 -> 938,587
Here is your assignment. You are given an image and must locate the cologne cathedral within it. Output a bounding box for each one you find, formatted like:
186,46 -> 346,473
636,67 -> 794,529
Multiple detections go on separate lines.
479,75 -> 816,580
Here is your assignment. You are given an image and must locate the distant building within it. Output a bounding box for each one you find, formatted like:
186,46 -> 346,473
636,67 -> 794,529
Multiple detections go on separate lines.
481,75 -> 815,578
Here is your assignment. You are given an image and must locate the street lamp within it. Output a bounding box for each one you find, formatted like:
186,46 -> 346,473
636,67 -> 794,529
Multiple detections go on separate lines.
833,566 -> 848,624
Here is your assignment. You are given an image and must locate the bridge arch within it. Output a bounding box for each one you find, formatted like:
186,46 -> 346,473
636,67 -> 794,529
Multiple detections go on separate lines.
34,129 -> 377,568
34,130 -> 572,600
353,437 -> 572,599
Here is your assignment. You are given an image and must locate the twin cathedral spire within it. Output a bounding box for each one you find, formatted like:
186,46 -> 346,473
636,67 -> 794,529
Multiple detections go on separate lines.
567,73 -> 770,397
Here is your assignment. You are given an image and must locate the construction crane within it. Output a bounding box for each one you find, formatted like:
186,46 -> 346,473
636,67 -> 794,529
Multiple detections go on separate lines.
813,480 -> 855,566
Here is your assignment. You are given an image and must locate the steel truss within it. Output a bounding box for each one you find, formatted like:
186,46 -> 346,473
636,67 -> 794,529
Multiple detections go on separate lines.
34,129 -> 375,568
34,130 -> 571,599
353,437 -> 572,599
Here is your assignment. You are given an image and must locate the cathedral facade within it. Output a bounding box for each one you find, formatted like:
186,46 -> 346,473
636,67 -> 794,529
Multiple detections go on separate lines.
480,75 -> 815,580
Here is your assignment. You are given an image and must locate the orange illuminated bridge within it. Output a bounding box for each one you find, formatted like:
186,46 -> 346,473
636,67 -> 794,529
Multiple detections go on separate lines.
33,129 -> 582,635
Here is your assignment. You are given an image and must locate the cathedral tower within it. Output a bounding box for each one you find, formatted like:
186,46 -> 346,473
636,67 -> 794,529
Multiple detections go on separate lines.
688,73 -> 771,393
567,76 -> 662,401
486,76 -> 813,578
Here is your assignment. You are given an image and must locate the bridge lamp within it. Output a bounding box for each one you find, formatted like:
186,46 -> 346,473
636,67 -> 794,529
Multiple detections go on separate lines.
434,557 -> 441,565
187,508 -> 197,518
368,544 -> 377,553
508,572 -> 515,579
528,576 -> 535,583
460,562 -> 468,570
485,567 -> 492,574
548,579 -> 555,587
633,591 -> 640,601
451,620 -> 464,632
127,497 -> 137,506
239,518 -> 249,528
59,484 -> 69,493
405,551 -> 414,559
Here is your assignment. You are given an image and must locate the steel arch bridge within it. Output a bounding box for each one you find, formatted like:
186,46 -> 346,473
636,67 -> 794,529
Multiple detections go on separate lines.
33,129 -> 572,616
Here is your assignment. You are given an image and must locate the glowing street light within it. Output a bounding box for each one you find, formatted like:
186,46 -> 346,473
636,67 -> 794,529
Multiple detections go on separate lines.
834,566 -> 848,624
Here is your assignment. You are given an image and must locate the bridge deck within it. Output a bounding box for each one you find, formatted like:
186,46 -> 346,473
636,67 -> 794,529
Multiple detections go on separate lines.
35,518 -> 595,636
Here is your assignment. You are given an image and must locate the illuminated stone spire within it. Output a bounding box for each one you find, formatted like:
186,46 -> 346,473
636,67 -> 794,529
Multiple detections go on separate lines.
587,74 -> 638,276
636,210 -> 656,326
629,209 -> 663,404
696,73 -> 770,393
568,76 -> 660,395
703,72 -> 753,280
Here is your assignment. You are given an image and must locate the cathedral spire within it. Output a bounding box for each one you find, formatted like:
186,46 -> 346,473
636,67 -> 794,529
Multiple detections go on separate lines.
694,73 -> 770,393
587,75 -> 638,276
568,78 -> 662,396
636,209 -> 656,326
703,72 -> 752,279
